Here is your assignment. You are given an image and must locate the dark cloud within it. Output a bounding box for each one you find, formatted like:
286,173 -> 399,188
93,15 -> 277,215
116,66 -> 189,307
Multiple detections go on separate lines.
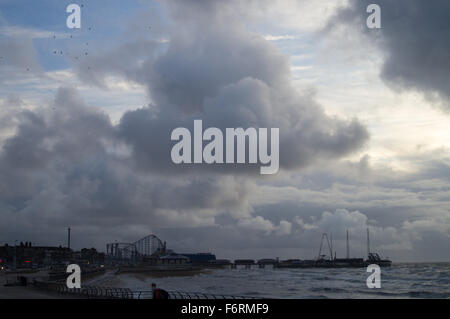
0,88 -> 448,260
0,87 -> 256,249
0,0 -> 448,261
331,0 -> 450,110
79,0 -> 368,174
0,95 -> 26,137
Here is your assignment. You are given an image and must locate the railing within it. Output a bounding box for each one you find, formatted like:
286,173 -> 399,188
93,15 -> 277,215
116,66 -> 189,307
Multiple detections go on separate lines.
32,280 -> 258,299
33,280 -> 133,299
133,290 -> 257,299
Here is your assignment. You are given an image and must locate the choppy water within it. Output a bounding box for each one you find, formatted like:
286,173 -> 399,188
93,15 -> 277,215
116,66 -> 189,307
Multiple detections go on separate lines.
114,263 -> 450,298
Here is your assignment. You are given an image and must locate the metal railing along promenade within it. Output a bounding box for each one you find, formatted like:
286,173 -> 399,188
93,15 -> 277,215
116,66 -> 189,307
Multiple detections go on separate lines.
133,290 -> 257,299
33,280 -> 134,299
33,280 -> 258,299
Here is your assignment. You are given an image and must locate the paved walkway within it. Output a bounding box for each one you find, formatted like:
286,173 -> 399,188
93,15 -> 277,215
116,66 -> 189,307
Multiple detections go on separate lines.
0,272 -> 83,299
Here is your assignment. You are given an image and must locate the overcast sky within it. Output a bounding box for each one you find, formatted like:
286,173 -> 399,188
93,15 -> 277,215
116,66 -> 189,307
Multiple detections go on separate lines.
0,0 -> 449,262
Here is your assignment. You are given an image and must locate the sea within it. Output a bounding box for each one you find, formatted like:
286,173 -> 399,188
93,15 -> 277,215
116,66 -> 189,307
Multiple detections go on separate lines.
104,262 -> 450,299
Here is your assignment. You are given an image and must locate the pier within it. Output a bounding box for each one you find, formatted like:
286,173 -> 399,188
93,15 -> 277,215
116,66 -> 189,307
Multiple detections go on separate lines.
229,259 -> 278,269
104,232 -> 391,271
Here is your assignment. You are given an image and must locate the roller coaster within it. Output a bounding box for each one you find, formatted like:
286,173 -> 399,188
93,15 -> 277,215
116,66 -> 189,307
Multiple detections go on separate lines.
106,234 -> 166,261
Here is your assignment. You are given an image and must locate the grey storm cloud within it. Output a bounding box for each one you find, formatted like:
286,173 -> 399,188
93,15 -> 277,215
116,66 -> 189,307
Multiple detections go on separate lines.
331,0 -> 450,110
0,87 -> 255,248
0,88 -> 448,260
78,0 -> 368,173
0,0 -> 369,253
1,0 -> 448,261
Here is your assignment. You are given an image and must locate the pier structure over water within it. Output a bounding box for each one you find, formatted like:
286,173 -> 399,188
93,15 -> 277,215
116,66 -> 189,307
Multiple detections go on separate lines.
104,230 -> 391,270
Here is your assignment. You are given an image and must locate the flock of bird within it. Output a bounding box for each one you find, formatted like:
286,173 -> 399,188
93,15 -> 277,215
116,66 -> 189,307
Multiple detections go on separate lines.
51,27 -> 92,70
0,26 -> 95,72
0,4 -> 154,113
0,23 -> 152,74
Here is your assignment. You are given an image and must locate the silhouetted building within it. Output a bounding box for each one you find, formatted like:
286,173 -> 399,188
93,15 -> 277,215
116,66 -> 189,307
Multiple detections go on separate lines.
0,243 -> 72,268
